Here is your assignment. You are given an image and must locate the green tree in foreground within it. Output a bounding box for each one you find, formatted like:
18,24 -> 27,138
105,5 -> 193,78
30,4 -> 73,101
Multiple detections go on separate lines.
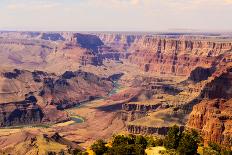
135,135 -> 148,149
164,125 -> 201,155
164,125 -> 181,150
91,135 -> 148,155
91,139 -> 108,155
203,142 -> 232,155
177,130 -> 199,155
109,135 -> 146,155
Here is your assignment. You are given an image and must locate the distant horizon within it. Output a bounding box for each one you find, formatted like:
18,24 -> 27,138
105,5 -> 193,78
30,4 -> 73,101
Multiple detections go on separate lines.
1,29 -> 232,34
0,0 -> 232,32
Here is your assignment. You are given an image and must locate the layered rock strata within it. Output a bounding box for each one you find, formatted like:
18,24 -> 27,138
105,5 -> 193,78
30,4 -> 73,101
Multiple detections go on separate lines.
187,67 -> 232,145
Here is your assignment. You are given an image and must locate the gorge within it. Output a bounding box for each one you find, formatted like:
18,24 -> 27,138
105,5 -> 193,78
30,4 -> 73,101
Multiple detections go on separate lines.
0,31 -> 231,154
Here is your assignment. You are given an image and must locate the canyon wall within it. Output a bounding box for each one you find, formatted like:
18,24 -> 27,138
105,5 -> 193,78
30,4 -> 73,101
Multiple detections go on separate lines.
0,95 -> 43,126
99,33 -> 232,76
187,67 -> 232,145
0,69 -> 113,126
127,124 -> 185,135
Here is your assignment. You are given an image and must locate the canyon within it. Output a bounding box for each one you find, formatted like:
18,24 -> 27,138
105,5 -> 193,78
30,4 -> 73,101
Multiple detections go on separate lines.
0,31 -> 231,154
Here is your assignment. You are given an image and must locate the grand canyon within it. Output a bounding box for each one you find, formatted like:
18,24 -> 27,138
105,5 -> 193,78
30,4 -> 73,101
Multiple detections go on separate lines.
0,31 -> 231,154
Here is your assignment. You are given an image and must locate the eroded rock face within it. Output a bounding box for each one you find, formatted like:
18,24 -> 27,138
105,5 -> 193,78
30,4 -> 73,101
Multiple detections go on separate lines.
128,38 -> 232,75
127,124 -> 184,135
41,33 -> 65,41
72,33 -> 104,52
187,99 -> 232,146
187,68 -> 232,145
0,69 -> 113,126
0,94 -> 43,127
99,33 -> 232,76
40,70 -> 113,109
188,67 -> 214,82
201,68 -> 232,99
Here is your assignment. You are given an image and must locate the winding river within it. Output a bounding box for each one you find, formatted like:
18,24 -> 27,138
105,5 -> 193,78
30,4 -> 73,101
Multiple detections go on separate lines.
0,81 -> 122,129
65,80 -> 122,124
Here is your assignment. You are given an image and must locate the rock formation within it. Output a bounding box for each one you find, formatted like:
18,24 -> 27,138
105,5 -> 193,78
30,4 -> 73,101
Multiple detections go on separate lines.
0,69 -> 113,126
127,124 -> 184,135
0,31 -> 232,148
187,67 -> 232,146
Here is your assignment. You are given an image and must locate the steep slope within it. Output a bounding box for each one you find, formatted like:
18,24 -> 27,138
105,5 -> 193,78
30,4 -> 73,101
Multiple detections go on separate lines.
0,131 -> 83,155
99,33 -> 232,76
0,69 -> 113,126
187,67 -> 232,146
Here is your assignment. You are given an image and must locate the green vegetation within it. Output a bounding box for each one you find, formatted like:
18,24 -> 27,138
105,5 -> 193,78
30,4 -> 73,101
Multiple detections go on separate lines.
177,130 -> 199,155
202,142 -> 232,155
90,125 -> 231,155
91,134 -> 149,155
164,125 -> 181,150
91,140 -> 108,155
163,125 -> 201,155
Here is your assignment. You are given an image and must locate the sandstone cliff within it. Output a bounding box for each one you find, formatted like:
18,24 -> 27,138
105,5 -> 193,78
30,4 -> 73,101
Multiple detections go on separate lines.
99,33 -> 232,76
128,38 -> 232,75
187,67 -> 232,146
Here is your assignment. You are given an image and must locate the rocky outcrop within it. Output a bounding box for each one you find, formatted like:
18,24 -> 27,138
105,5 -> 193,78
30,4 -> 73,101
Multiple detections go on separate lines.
128,38 -> 232,75
107,73 -> 124,81
187,68 -> 232,145
40,33 -> 65,41
0,69 -> 113,126
127,124 -> 184,135
39,70 -> 113,109
72,33 -> 104,52
120,111 -> 147,121
0,93 -> 43,127
99,33 -> 232,76
0,131 -> 84,154
188,67 -> 214,82
187,99 -> 232,146
98,33 -> 141,46
122,103 -> 162,112
201,68 -> 232,99
121,102 -> 169,121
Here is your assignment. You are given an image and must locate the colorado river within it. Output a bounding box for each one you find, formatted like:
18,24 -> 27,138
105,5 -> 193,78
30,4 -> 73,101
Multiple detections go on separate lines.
65,80 -> 122,124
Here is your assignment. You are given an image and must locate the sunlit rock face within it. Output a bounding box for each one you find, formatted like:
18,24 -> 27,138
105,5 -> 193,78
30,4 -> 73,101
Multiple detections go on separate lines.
187,68 -> 232,145
99,33 -> 232,76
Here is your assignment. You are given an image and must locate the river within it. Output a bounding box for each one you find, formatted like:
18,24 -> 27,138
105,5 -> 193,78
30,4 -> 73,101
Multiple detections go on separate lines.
66,80 -> 122,124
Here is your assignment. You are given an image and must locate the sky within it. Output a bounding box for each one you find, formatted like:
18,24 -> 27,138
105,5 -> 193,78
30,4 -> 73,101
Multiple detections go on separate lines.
0,0 -> 232,31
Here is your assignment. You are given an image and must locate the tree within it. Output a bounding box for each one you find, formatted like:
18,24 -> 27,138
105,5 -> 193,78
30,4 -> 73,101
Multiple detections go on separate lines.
91,139 -> 108,155
177,131 -> 199,155
146,136 -> 155,147
112,135 -> 135,147
206,142 -> 232,155
107,144 -> 145,155
108,134 -> 146,155
135,135 -> 148,149
164,125 -> 181,149
208,142 -> 221,153
154,137 -> 164,146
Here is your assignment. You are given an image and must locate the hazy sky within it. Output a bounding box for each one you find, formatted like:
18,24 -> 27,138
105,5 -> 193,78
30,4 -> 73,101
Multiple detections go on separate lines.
0,0 -> 232,31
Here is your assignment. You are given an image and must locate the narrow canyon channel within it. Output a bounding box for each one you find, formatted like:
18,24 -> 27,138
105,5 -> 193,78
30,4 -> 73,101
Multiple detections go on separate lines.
65,80 -> 122,124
